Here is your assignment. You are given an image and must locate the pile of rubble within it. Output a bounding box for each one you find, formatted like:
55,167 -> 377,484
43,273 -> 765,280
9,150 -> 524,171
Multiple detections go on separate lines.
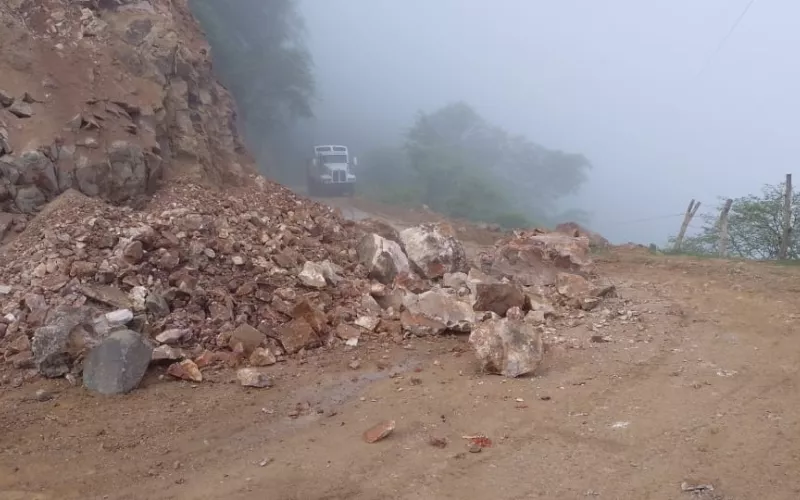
0,177 -> 616,393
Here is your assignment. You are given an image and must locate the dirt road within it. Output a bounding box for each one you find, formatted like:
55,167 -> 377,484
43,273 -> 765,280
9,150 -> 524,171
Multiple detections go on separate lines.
2,200 -> 800,499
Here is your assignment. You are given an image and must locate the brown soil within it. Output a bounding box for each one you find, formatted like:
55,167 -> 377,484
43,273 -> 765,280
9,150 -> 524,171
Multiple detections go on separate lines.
3,201 -> 800,499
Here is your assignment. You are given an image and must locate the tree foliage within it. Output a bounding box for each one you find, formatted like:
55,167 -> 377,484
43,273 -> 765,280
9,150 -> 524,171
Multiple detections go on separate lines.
189,0 -> 314,176
359,102 -> 591,228
675,183 -> 800,259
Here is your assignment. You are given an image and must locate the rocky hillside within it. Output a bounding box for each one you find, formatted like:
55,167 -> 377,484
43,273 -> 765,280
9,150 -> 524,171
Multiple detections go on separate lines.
0,0 -> 253,231
0,1 -> 617,396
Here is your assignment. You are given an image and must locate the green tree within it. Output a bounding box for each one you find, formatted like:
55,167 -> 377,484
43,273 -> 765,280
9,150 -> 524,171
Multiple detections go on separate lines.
676,183 -> 800,259
190,0 -> 314,180
399,102 -> 589,227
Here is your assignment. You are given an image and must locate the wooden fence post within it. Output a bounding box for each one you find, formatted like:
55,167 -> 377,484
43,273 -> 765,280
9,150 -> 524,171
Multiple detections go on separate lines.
718,198 -> 733,257
779,174 -> 792,260
675,199 -> 701,251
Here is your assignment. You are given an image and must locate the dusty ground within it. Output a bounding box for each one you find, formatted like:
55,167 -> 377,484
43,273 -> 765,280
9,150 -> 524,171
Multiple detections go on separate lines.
3,200 -> 800,500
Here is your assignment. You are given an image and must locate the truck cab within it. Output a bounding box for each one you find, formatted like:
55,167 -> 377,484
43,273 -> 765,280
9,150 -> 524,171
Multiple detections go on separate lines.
306,145 -> 357,196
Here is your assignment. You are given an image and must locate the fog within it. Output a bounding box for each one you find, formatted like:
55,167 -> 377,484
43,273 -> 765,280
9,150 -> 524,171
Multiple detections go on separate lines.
299,0 -> 800,244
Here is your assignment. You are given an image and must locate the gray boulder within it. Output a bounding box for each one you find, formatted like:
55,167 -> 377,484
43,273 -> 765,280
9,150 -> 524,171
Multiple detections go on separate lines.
468,308 -> 544,377
31,307 -> 96,378
357,233 -> 411,284
83,329 -> 153,395
16,150 -> 59,196
399,223 -> 468,279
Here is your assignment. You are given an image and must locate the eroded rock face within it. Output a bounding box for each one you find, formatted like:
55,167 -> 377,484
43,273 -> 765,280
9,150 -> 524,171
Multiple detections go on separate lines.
399,223 -> 468,279
0,0 -> 255,214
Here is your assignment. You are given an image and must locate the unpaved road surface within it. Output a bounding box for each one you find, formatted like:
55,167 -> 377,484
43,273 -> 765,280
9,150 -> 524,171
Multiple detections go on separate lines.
3,199 -> 800,499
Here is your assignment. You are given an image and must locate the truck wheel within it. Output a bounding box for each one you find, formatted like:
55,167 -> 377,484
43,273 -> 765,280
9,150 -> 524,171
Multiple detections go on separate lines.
306,177 -> 317,197
346,184 -> 355,197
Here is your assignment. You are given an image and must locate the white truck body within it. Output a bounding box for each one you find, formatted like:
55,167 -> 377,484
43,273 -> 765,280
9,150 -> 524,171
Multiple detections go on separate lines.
306,145 -> 357,196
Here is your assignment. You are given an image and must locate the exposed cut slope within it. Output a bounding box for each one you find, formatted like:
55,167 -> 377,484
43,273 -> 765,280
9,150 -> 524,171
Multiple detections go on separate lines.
0,0 -> 254,229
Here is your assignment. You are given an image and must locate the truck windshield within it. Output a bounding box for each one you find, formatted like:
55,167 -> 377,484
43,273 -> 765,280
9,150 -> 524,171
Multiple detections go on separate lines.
321,154 -> 347,164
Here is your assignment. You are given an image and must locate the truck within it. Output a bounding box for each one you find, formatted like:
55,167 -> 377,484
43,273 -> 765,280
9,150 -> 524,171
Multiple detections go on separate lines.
306,145 -> 357,197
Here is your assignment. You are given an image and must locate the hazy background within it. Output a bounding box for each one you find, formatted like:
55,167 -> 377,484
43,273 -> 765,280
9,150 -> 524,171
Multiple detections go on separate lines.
299,0 -> 800,243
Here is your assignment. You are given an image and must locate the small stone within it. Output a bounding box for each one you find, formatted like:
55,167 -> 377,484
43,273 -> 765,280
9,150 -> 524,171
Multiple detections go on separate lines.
155,328 -> 189,345
468,443 -> 482,453
335,323 -> 361,341
354,315 -> 380,332
35,389 -> 54,402
145,292 -> 170,317
8,101 -> 33,118
473,283 -> 527,316
167,359 -> 202,382
194,350 -> 217,368
32,262 -> 47,278
7,334 -> 31,354
228,324 -> 265,355
298,261 -> 327,289
0,89 -> 13,107
363,420 -> 396,443
79,284 -> 134,310
237,368 -> 273,388
277,318 -> 321,354
249,347 -> 276,366
0,285 -> 12,295
290,299 -> 327,333
130,286 -> 148,311
429,436 -> 448,448
348,360 -> 361,370
156,249 -> 180,270
232,255 -> 245,266
151,344 -> 185,362
105,309 -> 133,326
122,240 -> 144,263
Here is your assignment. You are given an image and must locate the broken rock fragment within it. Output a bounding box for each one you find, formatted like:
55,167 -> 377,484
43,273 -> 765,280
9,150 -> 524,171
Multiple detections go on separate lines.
403,288 -> 474,332
151,344 -> 185,363
277,318 -> 320,354
155,328 -> 189,345
298,261 -> 327,288
399,223 -> 467,279
556,272 -> 591,301
82,329 -> 152,395
354,315 -> 380,332
335,323 -> 361,341
473,283 -> 527,316
237,367 -> 273,388
167,359 -> 202,382
400,310 -> 446,336
249,347 -> 277,366
31,307 -> 96,378
357,233 -> 411,284
8,101 -> 33,118
228,323 -> 265,355
468,309 -> 544,377
363,420 -> 396,443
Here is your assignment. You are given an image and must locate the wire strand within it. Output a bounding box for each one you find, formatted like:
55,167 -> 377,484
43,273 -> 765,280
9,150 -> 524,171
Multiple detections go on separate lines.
696,0 -> 758,78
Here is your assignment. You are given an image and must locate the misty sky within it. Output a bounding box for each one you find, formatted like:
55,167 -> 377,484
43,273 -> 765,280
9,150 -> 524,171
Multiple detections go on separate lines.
299,0 -> 799,244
